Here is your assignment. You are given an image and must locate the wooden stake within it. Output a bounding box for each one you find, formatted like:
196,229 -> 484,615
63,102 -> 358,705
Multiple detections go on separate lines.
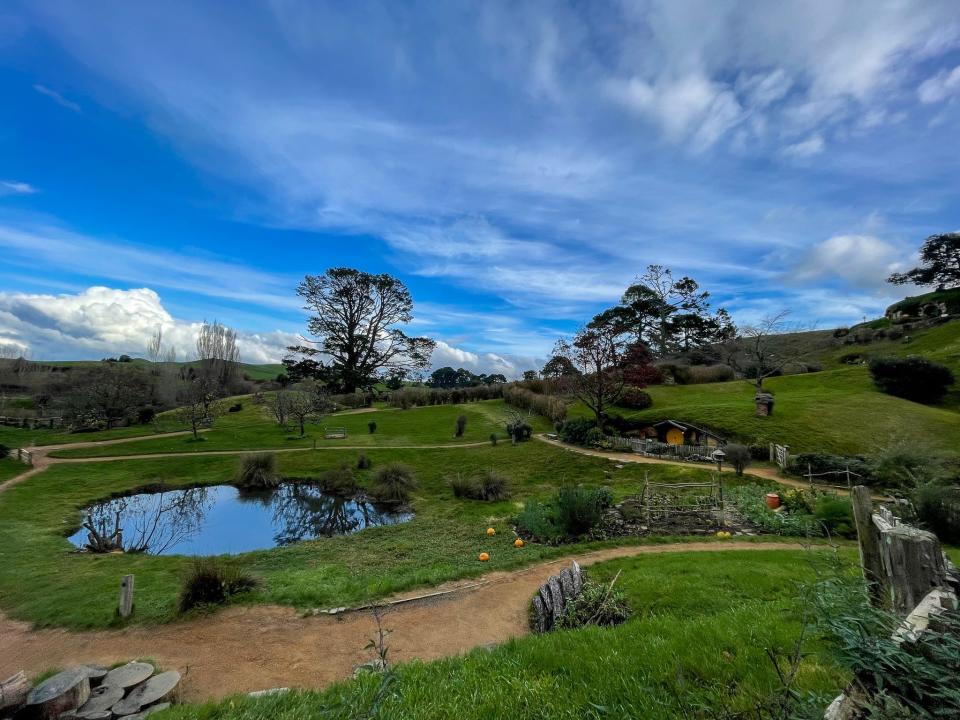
119,574 -> 135,618
851,486 -> 884,605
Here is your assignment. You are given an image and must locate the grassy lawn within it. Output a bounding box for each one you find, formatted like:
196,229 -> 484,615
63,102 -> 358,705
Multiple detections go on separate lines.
581,366 -> 960,456
48,400 -> 549,458
0,456 -> 24,482
162,549 -> 848,720
0,440 -> 781,630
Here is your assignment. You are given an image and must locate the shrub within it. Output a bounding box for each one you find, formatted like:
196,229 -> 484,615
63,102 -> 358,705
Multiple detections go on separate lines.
178,558 -> 257,613
357,453 -> 372,470
913,482 -> 960,544
680,365 -> 735,384
790,452 -> 873,484
516,501 -> 564,543
489,433 -> 498,446
556,485 -> 613,535
869,443 -> 946,489
723,443 -> 752,475
455,414 -> 467,437
447,472 -> 476,499
448,471 -> 510,501
236,452 -> 279,489
503,386 -> 568,423
814,496 -> 856,538
137,407 -> 157,424
583,427 -> 606,447
319,462 -> 358,495
506,420 -> 533,442
370,462 -> 416,505
556,577 -> 632,630
726,485 -> 822,536
869,355 -> 955,403
0,444 -> 8,459
618,387 -> 652,409
556,418 -> 596,445
368,420 -> 377,434
228,402 -> 243,413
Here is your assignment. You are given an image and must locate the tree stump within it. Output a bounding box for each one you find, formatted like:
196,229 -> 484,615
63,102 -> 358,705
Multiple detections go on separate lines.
0,671 -> 30,714
25,667 -> 91,720
879,525 -> 948,616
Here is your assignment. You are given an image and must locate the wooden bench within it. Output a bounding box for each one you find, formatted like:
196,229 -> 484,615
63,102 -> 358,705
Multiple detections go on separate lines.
323,426 -> 347,439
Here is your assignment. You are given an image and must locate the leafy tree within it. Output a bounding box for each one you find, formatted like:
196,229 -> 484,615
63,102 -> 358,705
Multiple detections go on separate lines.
428,366 -> 461,388
483,373 -> 507,384
176,376 -> 225,440
591,265 -> 734,356
888,232 -> 960,290
554,321 -> 626,426
286,268 -> 435,393
521,370 -> 538,382
541,355 -> 579,379
286,384 -> 333,437
67,364 -> 153,429
620,342 -> 663,387
383,370 -> 406,390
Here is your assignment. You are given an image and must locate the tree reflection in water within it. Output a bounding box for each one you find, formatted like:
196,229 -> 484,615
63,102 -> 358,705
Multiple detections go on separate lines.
82,486 -> 212,554
267,484 -> 410,545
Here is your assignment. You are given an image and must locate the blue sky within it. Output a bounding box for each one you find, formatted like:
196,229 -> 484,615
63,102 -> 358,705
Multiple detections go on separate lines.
1,1 -> 959,374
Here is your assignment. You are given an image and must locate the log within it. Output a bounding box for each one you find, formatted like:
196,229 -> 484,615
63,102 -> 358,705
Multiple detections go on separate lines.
879,524 -> 948,616
111,671 -> 180,716
102,662 -> 154,690
0,671 -> 30,713
547,576 -> 565,626
25,667 -> 91,720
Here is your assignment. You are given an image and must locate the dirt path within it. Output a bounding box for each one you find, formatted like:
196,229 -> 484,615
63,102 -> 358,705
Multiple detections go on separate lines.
0,541 -> 806,701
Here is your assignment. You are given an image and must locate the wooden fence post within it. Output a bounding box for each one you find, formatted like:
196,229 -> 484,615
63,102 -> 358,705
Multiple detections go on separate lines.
878,525 -> 948,616
851,486 -> 884,605
118,575 -> 135,618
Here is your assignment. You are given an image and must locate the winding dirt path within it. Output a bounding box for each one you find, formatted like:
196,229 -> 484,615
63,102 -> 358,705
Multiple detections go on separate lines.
0,541 -> 806,701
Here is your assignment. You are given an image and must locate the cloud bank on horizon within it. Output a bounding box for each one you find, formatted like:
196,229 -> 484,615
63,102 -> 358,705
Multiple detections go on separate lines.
0,1 -> 959,374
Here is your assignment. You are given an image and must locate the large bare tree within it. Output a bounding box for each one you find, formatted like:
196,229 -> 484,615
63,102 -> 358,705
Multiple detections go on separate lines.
287,268 -> 435,393
196,320 -> 240,390
727,311 -> 812,391
554,323 -> 626,426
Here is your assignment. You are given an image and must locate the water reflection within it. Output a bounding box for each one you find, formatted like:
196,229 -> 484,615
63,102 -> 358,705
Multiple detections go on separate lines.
69,481 -> 412,556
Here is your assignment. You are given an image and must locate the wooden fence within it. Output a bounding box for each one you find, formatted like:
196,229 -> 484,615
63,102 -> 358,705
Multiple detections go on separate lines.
611,436 -> 717,464
14,448 -> 33,466
825,486 -> 959,718
0,415 -> 64,429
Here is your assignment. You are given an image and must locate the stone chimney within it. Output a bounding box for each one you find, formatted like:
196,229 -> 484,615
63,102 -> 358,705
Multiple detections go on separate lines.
755,393 -> 774,417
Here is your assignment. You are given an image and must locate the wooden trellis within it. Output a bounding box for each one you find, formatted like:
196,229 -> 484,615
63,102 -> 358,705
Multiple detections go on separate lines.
637,473 -> 727,526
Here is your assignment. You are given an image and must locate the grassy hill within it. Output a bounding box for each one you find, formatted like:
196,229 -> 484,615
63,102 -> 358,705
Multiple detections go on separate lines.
42,358 -> 285,381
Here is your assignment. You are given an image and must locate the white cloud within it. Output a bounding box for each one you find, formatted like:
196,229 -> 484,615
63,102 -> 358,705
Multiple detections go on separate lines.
0,287 -> 297,364
794,234 -> 907,290
32,83 -> 81,112
783,134 -> 825,158
0,181 -> 37,195
918,65 -> 960,103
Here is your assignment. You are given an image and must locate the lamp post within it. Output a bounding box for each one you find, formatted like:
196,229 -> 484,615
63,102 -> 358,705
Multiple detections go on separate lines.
712,449 -> 726,473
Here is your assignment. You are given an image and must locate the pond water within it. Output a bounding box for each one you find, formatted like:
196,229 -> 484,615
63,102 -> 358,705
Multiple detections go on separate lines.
68,482 -> 413,556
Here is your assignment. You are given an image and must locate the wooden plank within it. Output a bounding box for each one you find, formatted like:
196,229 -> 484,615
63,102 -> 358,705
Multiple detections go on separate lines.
118,574 -> 135,618
852,486 -> 884,605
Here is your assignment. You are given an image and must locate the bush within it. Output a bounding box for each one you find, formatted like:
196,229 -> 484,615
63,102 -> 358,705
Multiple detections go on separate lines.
387,384 -> 504,409
228,402 -> 243,413
0,444 -> 8,459
555,418 -> 596,445
869,356 -> 955,403
618,387 -> 652,409
726,485 -> 822,536
367,420 -> 377,434
790,452 -> 873,484
448,470 -> 511,501
723,443 -> 752,475
555,576 -> 632,630
455,414 -> 467,437
236,452 -> 279,489
913,482 -> 960,544
503,386 -> 568,423
869,443 -> 946,489
489,433 -> 498,446
516,485 -> 612,543
370,462 -> 416,505
814,496 -> 856,538
357,453 -> 372,470
178,558 -> 257,613
318,462 -> 358,495
506,421 -> 533,442
679,364 -> 736,384
137,407 -> 157,424
583,427 -> 606,447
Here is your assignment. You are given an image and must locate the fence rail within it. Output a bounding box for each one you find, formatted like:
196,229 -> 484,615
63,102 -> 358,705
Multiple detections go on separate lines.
0,415 -> 64,429
610,436 -> 717,464
14,448 -> 33,466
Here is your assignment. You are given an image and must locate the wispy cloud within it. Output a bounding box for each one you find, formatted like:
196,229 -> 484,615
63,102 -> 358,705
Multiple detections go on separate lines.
0,180 -> 38,195
32,83 -> 81,112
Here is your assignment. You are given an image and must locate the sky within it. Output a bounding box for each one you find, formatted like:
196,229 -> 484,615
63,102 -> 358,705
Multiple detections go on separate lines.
1,1 -> 959,376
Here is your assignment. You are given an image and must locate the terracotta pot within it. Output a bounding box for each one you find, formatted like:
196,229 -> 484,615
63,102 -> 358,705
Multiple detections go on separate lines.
765,492 -> 782,510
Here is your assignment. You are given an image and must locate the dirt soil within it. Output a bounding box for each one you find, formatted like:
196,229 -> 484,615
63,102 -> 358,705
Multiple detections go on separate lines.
0,541 -> 803,701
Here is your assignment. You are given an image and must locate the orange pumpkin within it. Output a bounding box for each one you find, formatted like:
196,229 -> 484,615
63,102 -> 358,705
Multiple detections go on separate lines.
478,552 -> 490,562
486,527 -> 496,536
513,538 -> 524,548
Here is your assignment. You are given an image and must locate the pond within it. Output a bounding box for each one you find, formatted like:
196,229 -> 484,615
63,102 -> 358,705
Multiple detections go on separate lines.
68,481 -> 413,556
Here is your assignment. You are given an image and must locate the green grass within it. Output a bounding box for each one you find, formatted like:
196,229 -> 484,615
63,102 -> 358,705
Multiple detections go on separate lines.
0,441 -> 778,630
0,456 -> 24,482
49,400 -> 549,458
160,549 -> 849,720
584,366 -> 960,456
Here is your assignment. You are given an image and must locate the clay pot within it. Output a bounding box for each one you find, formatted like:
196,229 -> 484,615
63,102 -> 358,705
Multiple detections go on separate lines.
765,493 -> 782,509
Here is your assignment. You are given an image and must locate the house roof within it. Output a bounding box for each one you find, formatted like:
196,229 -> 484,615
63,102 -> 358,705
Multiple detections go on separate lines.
652,419 -> 725,442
